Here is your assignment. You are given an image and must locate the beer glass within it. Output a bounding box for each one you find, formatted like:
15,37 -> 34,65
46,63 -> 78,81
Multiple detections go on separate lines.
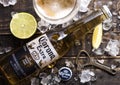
33,0 -> 80,24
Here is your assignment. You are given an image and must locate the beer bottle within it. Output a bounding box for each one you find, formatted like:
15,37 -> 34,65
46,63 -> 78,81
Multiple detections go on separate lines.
0,5 -> 112,85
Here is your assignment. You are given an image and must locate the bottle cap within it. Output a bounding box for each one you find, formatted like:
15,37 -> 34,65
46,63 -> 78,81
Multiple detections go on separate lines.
102,5 -> 112,19
58,67 -> 72,81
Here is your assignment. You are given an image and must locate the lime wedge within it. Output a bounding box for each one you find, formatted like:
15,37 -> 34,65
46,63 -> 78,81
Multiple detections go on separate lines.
10,12 -> 37,39
92,23 -> 103,49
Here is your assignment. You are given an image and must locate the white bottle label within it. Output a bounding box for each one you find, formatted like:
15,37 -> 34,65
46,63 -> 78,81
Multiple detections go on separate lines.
26,34 -> 59,68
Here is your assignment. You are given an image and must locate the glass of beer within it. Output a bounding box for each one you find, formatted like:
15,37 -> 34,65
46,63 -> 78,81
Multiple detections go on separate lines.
33,0 -> 80,24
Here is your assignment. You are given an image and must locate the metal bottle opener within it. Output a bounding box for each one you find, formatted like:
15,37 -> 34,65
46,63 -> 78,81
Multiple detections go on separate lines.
75,50 -> 116,75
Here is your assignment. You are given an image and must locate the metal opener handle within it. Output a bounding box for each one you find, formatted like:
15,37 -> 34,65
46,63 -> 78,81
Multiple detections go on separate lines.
76,50 -> 116,75
83,60 -> 116,75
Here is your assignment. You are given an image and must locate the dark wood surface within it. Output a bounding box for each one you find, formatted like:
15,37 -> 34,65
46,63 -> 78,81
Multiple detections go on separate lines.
0,0 -> 120,85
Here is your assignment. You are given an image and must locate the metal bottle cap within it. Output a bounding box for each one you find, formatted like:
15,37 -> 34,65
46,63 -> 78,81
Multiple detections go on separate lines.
102,5 -> 112,19
58,67 -> 72,81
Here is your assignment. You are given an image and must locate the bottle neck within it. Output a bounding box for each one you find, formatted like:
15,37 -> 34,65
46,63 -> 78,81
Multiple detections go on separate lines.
64,9 -> 109,35
71,10 -> 110,41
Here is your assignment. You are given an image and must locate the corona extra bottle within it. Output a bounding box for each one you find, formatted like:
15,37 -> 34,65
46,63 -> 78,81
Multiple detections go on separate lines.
0,5 -> 112,85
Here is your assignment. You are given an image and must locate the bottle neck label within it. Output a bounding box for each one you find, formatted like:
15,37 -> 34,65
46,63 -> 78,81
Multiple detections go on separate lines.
26,34 -> 59,68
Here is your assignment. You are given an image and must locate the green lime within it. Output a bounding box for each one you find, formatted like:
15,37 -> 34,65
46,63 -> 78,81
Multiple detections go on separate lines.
10,12 -> 37,39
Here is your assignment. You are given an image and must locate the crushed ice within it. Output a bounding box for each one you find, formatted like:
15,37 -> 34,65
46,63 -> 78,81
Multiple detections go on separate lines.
37,19 -> 50,33
79,69 -> 96,83
40,74 -> 61,85
79,0 -> 91,12
104,39 -> 120,56
0,0 -> 17,7
65,59 -> 75,68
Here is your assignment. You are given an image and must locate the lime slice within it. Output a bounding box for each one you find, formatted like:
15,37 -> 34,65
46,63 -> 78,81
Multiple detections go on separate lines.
92,23 -> 103,49
10,12 -> 37,39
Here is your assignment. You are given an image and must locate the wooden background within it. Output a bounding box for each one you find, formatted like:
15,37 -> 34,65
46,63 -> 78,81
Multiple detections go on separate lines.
0,0 -> 120,85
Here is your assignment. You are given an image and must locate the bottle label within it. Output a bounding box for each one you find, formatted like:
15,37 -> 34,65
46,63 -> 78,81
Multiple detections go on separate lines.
26,34 -> 59,68
9,46 -> 38,79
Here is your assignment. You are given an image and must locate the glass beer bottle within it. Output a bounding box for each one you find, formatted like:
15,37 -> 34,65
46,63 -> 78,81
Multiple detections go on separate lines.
0,5 -> 112,85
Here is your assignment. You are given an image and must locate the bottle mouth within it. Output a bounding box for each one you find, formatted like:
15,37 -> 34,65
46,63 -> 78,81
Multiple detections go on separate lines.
33,0 -> 80,24
102,5 -> 112,19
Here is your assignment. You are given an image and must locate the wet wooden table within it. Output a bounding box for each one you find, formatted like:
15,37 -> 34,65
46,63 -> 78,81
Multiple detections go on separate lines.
0,0 -> 120,85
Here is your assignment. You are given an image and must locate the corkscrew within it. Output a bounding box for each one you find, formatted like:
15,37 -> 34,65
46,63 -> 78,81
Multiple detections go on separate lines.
75,50 -> 116,75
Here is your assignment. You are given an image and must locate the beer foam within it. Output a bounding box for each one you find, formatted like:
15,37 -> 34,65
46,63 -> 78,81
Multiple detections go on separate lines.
36,0 -> 75,19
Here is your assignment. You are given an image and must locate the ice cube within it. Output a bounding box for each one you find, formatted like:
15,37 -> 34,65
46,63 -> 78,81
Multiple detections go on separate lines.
72,12 -> 81,21
0,0 -> 17,7
11,11 -> 18,17
93,48 -> 105,55
104,39 -> 120,56
49,24 -> 58,31
111,64 -> 117,69
62,20 -> 73,28
79,0 -> 91,12
8,0 -> 17,5
37,19 -> 50,33
41,74 -> 61,85
54,75 -> 61,83
41,77 -> 49,85
97,59 -> 105,64
112,12 -> 118,16
58,31 -> 67,40
38,19 -> 50,27
38,26 -> 49,33
65,59 -> 75,68
74,77 -> 78,81
79,69 -> 96,83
